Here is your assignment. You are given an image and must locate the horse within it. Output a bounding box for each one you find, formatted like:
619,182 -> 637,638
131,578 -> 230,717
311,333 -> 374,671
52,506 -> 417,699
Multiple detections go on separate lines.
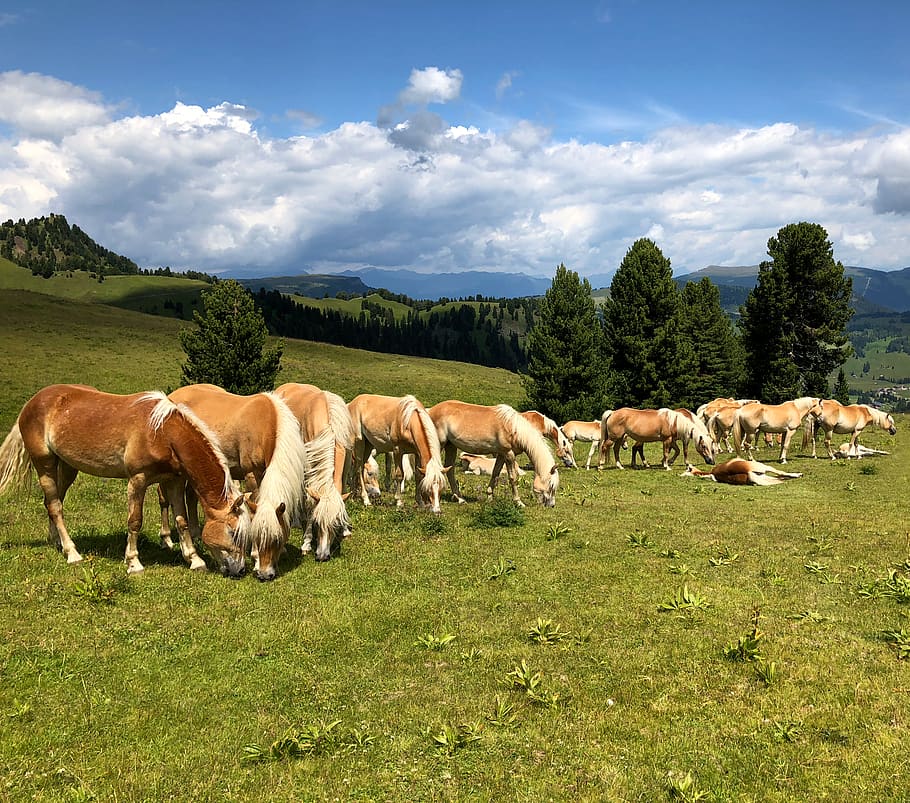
700,398 -> 745,452
520,410 -> 576,468
347,394 -> 448,513
801,399 -> 897,459
459,453 -> 526,476
600,408 -> 716,470
682,459 -> 803,486
428,400 -> 559,507
561,420 -> 605,470
0,384 -> 250,576
732,397 -> 823,464
167,384 -> 309,581
275,382 -> 354,563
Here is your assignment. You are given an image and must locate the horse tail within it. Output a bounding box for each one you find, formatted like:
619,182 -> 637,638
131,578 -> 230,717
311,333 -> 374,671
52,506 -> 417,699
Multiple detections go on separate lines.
324,390 -> 355,452
600,409 -> 614,443
0,424 -> 32,495
800,416 -> 814,453
732,413 -> 746,457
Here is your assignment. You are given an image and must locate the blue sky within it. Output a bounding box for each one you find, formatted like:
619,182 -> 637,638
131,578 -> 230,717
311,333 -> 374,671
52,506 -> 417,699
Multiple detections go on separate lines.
2,1 -> 909,278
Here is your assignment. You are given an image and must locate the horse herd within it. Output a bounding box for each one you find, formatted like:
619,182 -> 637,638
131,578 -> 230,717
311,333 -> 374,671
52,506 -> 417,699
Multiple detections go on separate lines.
0,384 -> 897,581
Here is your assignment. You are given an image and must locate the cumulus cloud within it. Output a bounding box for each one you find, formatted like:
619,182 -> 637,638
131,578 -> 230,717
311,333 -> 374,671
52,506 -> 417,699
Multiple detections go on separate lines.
378,66 -> 463,151
0,71 -> 112,140
2,69 -> 910,277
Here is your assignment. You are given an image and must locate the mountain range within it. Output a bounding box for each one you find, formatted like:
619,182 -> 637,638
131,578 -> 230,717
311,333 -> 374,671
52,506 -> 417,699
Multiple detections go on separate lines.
237,264 -> 910,313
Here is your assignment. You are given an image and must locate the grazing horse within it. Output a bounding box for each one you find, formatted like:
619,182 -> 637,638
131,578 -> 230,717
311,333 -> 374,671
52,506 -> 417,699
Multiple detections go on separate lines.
802,399 -> 897,459
561,419 -> 605,470
520,411 -> 576,467
600,408 -> 716,470
0,384 -> 250,575
700,398 -> 745,452
167,384 -> 309,581
428,401 -> 559,507
275,382 -> 354,563
459,453 -> 526,476
347,394 -> 448,513
682,459 -> 803,486
732,397 -> 823,464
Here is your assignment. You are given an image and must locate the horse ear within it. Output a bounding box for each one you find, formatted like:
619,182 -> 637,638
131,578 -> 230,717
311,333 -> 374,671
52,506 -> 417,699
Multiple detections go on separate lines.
276,502 -> 286,516
341,492 -> 352,501
235,493 -> 255,514
417,465 -> 427,475
550,465 -> 558,475
307,487 -> 322,502
442,465 -> 451,473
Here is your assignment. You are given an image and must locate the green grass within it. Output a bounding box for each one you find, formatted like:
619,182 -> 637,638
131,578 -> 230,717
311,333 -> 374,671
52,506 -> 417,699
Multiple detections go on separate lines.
1,286 -> 908,801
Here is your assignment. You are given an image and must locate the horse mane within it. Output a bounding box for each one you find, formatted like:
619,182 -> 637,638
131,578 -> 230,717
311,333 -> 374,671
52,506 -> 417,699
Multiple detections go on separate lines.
398,396 -> 446,494
325,390 -> 355,451
251,393 -> 310,546
304,426 -> 351,537
864,404 -> 892,429
138,391 -> 234,501
495,405 -> 557,487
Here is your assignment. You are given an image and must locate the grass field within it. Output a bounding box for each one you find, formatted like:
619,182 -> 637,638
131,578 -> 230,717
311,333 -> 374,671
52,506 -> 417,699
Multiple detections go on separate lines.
1,289 -> 908,801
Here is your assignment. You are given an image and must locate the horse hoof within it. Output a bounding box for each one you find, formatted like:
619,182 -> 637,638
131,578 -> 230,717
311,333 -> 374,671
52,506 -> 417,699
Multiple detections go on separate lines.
189,557 -> 208,571
126,563 -> 145,575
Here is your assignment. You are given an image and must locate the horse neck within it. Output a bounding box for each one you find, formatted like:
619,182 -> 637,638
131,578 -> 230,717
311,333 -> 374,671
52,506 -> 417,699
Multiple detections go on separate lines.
503,407 -> 555,477
255,395 -> 308,514
407,406 -> 442,466
161,412 -> 232,509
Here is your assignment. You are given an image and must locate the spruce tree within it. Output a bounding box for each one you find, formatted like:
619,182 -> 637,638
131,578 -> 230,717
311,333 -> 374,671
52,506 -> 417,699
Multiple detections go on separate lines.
739,222 -> 853,402
601,239 -> 696,408
521,263 -> 607,421
832,367 -> 850,404
180,279 -> 283,394
677,277 -> 744,405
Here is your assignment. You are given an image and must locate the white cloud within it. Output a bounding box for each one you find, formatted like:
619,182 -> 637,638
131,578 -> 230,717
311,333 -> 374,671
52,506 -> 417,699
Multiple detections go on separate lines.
0,71 -> 112,140
399,67 -> 463,106
495,71 -> 519,101
2,69 -> 909,277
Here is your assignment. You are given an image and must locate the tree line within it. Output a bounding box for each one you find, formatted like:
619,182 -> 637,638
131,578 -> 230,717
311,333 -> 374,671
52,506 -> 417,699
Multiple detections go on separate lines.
523,222 -> 854,421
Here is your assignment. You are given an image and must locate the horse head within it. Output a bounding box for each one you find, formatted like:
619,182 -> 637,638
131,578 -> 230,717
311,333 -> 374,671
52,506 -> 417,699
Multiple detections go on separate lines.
249,499 -> 292,581
555,426 -> 577,468
532,464 -> 559,508
201,492 -> 253,578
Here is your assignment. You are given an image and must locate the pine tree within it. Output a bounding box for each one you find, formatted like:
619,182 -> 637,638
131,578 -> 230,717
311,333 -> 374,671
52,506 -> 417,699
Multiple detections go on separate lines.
521,263 -> 607,421
832,367 -> 850,404
677,277 -> 744,405
179,280 -> 283,394
739,222 -> 853,402
601,239 -> 696,408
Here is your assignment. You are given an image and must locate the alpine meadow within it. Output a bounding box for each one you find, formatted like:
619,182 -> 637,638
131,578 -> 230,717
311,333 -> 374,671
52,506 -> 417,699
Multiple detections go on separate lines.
0,264 -> 908,801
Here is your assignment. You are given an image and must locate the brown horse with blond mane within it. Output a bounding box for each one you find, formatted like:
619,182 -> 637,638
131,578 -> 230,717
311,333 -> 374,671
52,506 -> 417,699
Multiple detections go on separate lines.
600,407 -> 716,470
732,397 -> 823,464
166,384 -> 309,582
520,410 -> 576,468
682,459 -> 803,486
428,400 -> 559,507
0,384 -> 250,575
275,382 -> 354,562
561,419 -> 605,470
347,394 -> 448,513
802,399 -> 896,459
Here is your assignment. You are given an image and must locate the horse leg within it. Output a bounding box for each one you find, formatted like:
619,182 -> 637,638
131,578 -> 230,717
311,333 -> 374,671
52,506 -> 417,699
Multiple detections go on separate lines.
37,459 -> 83,563
122,478 -> 149,574
489,455 -> 506,497
156,485 -> 177,549
442,443 -> 465,504
610,439 -> 624,469
393,452 -> 405,508
355,441 -> 373,506
664,439 -> 680,469
778,430 -> 794,464
163,479 -> 207,571
504,456 -> 525,508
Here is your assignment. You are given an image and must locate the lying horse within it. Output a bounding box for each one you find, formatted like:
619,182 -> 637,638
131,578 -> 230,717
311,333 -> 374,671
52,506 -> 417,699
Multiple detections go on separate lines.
275,382 -> 354,563
429,400 -> 559,507
561,419 -> 605,470
802,399 -> 896,459
732,397 -> 823,464
347,394 -> 448,513
601,408 -> 716,470
459,453 -> 526,476
520,410 -> 575,468
0,384 -> 250,575
682,459 -> 803,486
168,384 -> 309,581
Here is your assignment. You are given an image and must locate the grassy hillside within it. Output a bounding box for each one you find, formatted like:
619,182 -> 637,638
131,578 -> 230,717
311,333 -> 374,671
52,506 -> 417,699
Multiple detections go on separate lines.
0,285 -> 908,800
0,289 -> 522,432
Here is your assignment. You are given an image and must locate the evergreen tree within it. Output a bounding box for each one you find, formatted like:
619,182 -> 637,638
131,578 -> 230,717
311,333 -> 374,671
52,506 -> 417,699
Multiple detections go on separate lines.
832,367 -> 850,404
739,222 -> 853,402
601,239 -> 696,408
521,264 -> 607,421
180,280 -> 283,394
677,277 -> 744,405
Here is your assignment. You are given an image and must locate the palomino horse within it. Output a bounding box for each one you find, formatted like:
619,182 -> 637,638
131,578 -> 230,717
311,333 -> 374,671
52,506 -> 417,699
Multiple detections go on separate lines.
600,408 -> 716,470
699,398 -> 745,452
428,401 -> 559,507
732,397 -> 823,464
167,384 -> 309,582
520,411 -> 576,468
347,394 -> 448,512
276,382 -> 354,563
801,399 -> 897,459
682,459 -> 803,486
0,384 -> 250,575
561,419 -> 605,470
459,453 -> 526,476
